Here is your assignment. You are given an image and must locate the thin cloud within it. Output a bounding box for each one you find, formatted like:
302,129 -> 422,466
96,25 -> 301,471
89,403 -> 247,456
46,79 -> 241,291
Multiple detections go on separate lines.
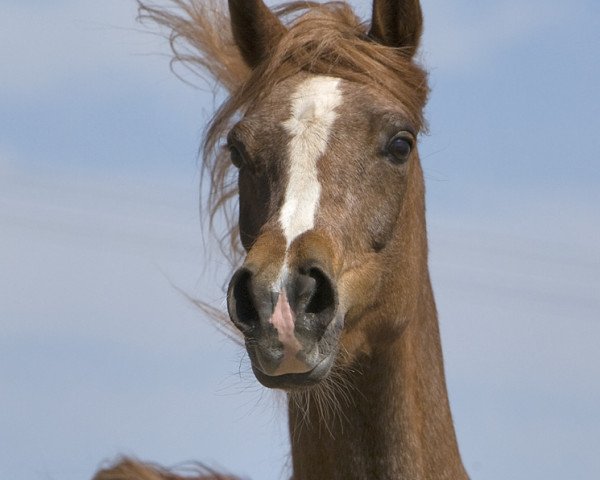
0,0 -> 170,95
421,0 -> 574,73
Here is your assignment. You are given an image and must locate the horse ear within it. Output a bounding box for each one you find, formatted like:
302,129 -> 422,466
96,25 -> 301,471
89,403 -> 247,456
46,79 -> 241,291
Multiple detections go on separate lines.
228,0 -> 287,68
369,0 -> 423,56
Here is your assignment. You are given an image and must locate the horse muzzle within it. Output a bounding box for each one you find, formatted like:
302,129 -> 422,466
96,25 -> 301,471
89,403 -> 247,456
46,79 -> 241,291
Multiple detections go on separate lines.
227,261 -> 341,389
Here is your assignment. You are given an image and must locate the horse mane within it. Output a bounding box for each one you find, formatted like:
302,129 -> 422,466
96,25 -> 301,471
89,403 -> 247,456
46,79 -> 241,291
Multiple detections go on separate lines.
93,457 -> 239,480
138,0 -> 429,263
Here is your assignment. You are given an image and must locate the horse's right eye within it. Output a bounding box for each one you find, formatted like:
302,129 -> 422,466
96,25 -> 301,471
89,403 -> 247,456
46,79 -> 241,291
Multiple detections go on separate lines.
228,144 -> 244,168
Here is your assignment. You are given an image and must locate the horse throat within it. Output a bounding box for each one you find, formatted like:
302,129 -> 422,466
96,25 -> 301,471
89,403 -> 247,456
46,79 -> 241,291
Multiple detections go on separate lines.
287,286 -> 468,480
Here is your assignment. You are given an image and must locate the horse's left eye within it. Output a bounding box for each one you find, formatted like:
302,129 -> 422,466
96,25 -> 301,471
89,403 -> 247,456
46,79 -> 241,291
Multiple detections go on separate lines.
386,133 -> 414,164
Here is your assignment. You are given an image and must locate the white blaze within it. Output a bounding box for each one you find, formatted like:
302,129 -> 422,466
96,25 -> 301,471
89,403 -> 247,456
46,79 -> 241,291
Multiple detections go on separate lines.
280,76 -> 342,247
268,76 -> 342,374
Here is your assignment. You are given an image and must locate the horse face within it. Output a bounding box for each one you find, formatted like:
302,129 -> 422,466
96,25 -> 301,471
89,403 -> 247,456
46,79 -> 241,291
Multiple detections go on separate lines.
227,73 -> 419,389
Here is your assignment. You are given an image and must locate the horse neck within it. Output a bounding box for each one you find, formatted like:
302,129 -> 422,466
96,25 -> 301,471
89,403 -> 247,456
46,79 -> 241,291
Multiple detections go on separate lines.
287,162 -> 468,480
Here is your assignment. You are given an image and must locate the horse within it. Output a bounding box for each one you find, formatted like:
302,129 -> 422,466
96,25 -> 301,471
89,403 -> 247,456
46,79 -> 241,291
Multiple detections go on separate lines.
93,1 -> 468,479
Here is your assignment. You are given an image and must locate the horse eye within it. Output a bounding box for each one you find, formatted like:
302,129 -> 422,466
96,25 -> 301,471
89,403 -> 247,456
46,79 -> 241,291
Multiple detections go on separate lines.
228,144 -> 244,168
386,133 -> 414,164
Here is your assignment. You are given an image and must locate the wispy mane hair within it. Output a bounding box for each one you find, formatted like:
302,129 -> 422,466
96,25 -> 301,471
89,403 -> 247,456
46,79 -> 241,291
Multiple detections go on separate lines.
138,0 -> 429,262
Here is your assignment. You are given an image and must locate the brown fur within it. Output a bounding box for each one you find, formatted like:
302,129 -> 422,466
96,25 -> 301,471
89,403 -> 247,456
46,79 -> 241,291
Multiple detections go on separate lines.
139,0 -> 428,259
95,1 -> 468,479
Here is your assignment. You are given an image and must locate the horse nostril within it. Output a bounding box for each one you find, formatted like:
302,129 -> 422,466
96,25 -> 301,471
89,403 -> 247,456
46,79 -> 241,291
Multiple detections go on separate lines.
228,268 -> 260,332
304,267 -> 336,316
228,264 -> 337,336
295,273 -> 317,303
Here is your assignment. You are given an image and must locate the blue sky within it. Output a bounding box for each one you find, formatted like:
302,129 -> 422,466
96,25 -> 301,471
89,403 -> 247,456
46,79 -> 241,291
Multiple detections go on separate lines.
1,1 -> 599,479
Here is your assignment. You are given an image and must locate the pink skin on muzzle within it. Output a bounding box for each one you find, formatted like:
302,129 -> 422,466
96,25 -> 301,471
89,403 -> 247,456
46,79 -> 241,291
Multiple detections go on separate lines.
269,291 -> 311,376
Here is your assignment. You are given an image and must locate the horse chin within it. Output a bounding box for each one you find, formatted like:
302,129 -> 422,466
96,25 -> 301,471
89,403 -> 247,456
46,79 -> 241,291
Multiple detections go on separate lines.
251,353 -> 336,390
244,312 -> 344,391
